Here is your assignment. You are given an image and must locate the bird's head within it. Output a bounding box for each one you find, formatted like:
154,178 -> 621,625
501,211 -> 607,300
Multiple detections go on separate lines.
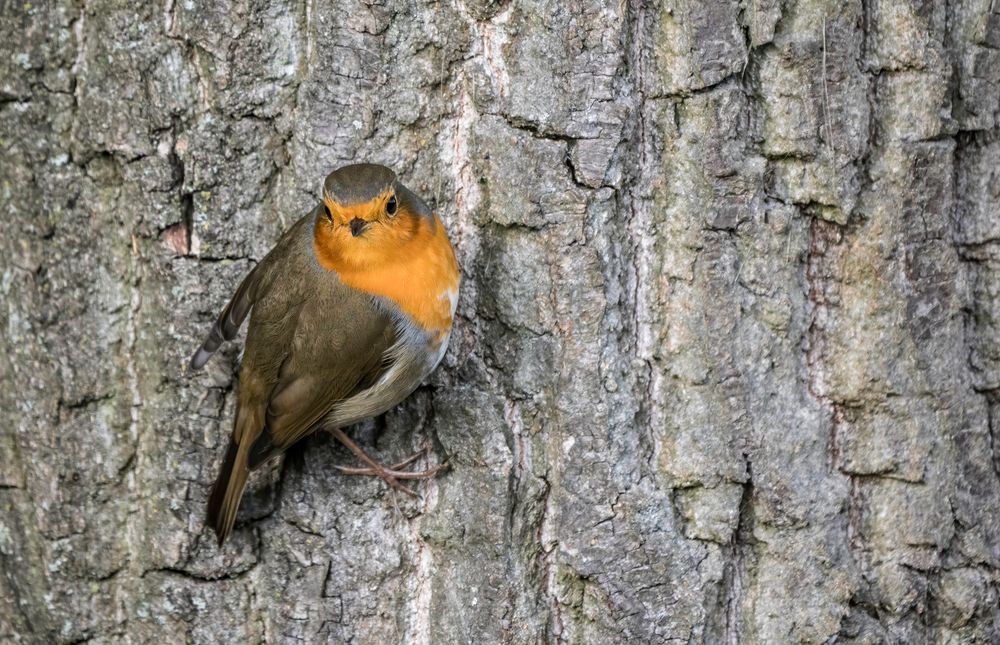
314,164 -> 433,267
312,163 -> 460,330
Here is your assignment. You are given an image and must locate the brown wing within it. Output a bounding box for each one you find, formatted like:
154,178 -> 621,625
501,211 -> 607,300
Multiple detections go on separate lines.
189,214 -> 314,371
189,262 -> 263,370
205,235 -> 396,543
244,283 -> 397,468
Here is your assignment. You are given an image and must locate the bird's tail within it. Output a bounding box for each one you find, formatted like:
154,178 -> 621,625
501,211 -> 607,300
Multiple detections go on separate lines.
206,438 -> 251,546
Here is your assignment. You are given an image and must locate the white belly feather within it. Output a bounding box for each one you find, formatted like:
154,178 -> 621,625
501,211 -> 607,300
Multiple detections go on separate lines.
322,311 -> 450,430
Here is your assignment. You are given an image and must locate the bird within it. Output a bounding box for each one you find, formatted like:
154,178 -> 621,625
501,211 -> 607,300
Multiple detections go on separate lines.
189,163 -> 460,546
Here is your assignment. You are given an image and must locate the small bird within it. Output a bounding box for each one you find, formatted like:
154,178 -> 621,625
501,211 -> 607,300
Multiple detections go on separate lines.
190,163 -> 460,545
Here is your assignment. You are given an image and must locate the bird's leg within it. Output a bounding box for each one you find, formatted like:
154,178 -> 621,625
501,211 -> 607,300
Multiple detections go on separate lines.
337,441 -> 449,481
334,447 -> 427,474
328,428 -> 448,496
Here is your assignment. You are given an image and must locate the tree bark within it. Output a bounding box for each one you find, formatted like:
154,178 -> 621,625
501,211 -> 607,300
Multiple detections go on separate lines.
3,0 -> 1000,642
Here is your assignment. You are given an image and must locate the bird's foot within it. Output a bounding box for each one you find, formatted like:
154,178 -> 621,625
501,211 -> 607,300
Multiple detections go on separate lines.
329,428 -> 448,497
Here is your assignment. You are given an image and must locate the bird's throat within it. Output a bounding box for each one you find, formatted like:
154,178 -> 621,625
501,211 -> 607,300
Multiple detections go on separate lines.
314,214 -> 459,335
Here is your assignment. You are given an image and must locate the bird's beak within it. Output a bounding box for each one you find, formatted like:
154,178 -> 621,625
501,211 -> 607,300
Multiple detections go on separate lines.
349,218 -> 368,237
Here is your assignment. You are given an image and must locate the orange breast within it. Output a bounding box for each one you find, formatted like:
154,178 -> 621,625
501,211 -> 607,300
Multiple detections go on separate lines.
314,213 -> 460,336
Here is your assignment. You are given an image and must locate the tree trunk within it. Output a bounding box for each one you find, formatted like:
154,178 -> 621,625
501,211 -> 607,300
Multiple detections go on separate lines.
3,0 -> 1000,642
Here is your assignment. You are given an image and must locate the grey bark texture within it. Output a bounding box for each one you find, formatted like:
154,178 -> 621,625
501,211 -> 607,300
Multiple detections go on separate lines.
2,0 -> 1000,642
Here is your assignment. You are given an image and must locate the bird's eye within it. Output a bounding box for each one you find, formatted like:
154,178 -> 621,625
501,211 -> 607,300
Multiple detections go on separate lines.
386,195 -> 397,217
323,203 -> 333,222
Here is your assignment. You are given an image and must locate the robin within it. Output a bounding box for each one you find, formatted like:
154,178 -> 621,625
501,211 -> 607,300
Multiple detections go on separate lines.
190,163 -> 460,545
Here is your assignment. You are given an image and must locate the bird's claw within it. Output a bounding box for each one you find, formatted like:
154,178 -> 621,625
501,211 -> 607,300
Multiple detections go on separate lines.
328,429 -> 449,496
